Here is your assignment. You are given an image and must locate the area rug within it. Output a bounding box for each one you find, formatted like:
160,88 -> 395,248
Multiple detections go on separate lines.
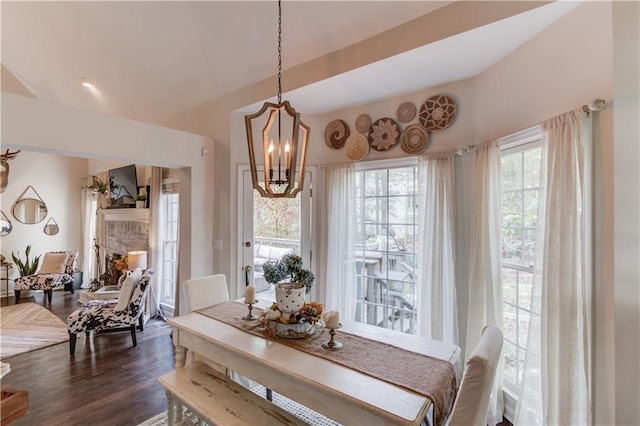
0,302 -> 69,359
137,384 -> 340,426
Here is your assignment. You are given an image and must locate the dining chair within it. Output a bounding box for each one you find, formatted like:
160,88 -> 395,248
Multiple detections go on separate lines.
180,274 -> 229,314
180,274 -> 230,372
447,325 -> 503,426
180,274 -> 273,400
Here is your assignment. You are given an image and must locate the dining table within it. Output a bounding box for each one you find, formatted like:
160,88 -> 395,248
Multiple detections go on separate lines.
168,299 -> 460,426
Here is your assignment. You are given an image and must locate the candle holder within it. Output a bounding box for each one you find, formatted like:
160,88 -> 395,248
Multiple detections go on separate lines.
243,300 -> 259,321
322,324 -> 343,351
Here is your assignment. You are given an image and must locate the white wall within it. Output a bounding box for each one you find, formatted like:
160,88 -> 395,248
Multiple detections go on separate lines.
0,151 -> 86,290
613,2 -> 640,424
1,93 -> 215,294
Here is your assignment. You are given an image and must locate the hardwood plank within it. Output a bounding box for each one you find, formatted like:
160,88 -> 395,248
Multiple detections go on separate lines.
1,291 -> 174,425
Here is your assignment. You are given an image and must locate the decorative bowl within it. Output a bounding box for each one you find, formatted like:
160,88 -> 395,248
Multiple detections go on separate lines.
266,319 -> 315,339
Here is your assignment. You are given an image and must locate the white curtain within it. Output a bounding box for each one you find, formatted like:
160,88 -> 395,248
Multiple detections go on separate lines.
149,166 -> 163,317
515,110 -> 592,425
417,152 -> 458,345
324,164 -> 358,321
80,179 -> 98,288
465,139 -> 504,426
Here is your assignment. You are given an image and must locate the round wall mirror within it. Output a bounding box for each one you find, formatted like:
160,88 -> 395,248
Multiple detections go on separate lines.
13,198 -> 48,224
0,210 -> 12,236
43,217 -> 59,236
12,185 -> 48,224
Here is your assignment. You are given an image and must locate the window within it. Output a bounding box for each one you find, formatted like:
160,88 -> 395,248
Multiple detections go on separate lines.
501,134 -> 541,398
160,193 -> 179,307
354,164 -> 418,334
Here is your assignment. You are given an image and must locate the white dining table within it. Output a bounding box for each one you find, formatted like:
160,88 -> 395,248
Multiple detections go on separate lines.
169,300 -> 460,425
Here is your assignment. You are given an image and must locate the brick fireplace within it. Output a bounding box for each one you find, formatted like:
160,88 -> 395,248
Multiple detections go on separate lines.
97,208 -> 150,264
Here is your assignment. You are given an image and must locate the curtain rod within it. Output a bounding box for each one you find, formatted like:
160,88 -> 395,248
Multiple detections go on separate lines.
581,98 -> 606,113
450,97 -> 608,156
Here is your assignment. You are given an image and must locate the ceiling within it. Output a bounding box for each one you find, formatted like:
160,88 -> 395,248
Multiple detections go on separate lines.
1,1 -> 579,126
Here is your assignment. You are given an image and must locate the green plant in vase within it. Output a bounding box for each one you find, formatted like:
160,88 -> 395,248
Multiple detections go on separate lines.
262,253 -> 315,294
11,245 -> 41,276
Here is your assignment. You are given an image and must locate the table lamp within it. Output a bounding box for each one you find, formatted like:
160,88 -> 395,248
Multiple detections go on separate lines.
127,250 -> 147,271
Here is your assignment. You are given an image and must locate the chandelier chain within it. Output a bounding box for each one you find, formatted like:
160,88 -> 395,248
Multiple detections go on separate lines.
277,0 -> 282,104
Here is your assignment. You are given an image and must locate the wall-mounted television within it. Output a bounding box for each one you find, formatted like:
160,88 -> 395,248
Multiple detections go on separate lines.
109,164 -> 138,206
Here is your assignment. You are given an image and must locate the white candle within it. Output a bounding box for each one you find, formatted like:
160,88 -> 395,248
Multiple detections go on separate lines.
244,284 -> 256,304
284,140 -> 291,169
325,311 -> 340,329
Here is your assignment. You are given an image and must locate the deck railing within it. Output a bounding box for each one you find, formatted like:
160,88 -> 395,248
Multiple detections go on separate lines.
254,237 -> 300,254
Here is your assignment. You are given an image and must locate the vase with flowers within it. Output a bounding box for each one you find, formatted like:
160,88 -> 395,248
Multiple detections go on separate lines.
82,175 -> 108,195
83,175 -> 110,208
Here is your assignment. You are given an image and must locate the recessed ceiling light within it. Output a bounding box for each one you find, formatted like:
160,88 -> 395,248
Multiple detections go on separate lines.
81,77 -> 93,89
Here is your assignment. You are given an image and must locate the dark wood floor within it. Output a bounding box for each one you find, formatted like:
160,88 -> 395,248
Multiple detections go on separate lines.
1,291 -> 174,426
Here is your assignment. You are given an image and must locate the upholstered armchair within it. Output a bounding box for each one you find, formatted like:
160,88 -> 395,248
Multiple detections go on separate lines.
14,251 -> 78,304
67,270 -> 153,356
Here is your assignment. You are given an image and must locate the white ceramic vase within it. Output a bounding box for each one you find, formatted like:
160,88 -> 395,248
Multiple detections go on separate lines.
275,283 -> 306,315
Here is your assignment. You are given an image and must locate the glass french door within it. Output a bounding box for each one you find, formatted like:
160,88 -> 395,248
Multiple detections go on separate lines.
240,168 -> 313,301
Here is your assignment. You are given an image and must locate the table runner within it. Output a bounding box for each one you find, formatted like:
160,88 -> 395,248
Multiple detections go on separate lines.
197,301 -> 457,426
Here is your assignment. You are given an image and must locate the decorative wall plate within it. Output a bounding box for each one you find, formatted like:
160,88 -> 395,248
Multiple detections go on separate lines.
324,119 -> 350,149
345,134 -> 369,161
396,102 -> 417,123
400,124 -> 429,154
368,118 -> 401,151
419,94 -> 457,131
355,114 -> 372,135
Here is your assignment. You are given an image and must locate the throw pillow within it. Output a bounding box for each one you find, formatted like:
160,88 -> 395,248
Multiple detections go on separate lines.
39,252 -> 69,274
114,268 -> 143,311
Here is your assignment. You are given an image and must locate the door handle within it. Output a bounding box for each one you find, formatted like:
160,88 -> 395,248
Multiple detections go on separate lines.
244,265 -> 251,286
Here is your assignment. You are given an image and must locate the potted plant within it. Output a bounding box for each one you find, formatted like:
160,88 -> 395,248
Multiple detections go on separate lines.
134,194 -> 146,208
82,175 -> 108,195
262,253 -> 315,316
11,245 -> 41,277
12,245 -> 41,298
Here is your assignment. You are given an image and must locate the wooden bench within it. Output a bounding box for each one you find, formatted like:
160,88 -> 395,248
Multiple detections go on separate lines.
158,361 -> 306,426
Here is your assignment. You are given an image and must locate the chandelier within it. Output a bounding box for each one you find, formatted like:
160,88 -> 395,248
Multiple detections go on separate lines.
245,0 -> 310,198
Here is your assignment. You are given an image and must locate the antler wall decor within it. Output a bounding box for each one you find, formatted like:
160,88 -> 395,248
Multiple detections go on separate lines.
0,149 -> 21,193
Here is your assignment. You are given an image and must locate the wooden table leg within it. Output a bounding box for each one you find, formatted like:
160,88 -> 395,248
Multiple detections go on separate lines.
175,344 -> 186,369
165,389 -> 175,426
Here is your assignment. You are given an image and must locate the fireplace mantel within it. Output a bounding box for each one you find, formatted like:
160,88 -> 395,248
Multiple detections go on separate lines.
98,208 -> 149,223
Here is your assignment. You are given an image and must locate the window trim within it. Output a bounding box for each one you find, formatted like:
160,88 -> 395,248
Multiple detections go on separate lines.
160,192 -> 179,308
500,128 -> 542,423
499,125 -> 542,151
354,156 -> 417,172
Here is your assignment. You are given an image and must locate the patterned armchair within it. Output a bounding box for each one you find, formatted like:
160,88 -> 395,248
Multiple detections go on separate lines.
67,270 -> 153,356
14,251 -> 78,304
